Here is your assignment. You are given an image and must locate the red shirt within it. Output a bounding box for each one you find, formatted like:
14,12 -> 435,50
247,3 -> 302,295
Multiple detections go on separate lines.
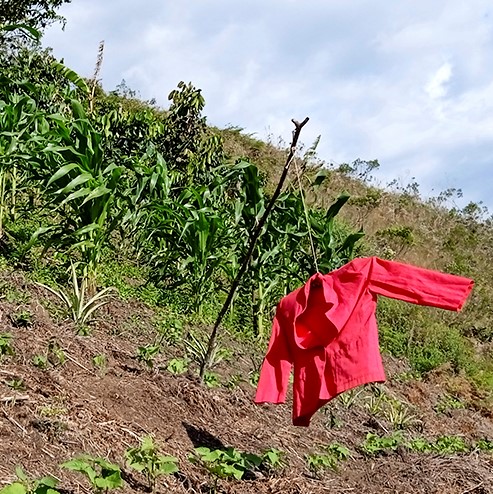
254,257 -> 474,426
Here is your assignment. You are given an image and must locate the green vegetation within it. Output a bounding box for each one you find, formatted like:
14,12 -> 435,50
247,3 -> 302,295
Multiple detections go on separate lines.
4,6 -> 493,490
3,18 -> 492,394
125,436 -> 178,492
61,456 -> 123,493
307,443 -> 350,473
0,467 -> 60,494
361,433 -> 477,456
0,333 -> 15,358
190,446 -> 280,481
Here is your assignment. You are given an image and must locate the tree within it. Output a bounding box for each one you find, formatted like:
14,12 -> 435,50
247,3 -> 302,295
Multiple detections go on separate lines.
0,0 -> 71,30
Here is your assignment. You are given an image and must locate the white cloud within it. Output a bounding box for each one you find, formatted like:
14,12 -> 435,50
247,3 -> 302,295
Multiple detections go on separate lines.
425,63 -> 453,99
42,0 -> 493,210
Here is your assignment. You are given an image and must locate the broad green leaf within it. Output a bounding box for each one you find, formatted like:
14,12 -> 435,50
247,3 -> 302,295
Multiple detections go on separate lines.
73,223 -> 100,237
0,482 -> 26,494
56,173 -> 92,195
313,168 -> 331,186
157,459 -> 179,475
14,467 -> 27,481
81,185 -> 110,206
60,187 -> 92,206
51,62 -> 89,94
1,24 -> 41,41
47,163 -> 80,186
326,192 -> 350,220
70,98 -> 88,119
37,477 -> 58,488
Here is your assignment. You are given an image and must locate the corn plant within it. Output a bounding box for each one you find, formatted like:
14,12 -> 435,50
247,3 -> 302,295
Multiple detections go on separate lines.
337,387 -> 364,409
384,398 -> 419,430
0,92 -> 40,239
146,182 -> 235,312
32,96 -> 124,291
36,262 -> 115,327
125,436 -> 178,492
184,332 -> 229,370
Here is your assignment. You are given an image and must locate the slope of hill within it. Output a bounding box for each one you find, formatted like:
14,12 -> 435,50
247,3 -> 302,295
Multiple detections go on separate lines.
2,30 -> 493,493
0,269 -> 493,494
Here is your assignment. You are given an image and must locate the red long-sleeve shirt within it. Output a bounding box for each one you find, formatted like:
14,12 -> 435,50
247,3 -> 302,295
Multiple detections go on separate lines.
254,257 -> 474,426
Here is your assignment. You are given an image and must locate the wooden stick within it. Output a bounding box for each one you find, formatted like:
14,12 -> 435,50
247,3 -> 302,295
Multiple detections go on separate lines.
2,409 -> 27,434
0,395 -> 29,403
199,117 -> 309,379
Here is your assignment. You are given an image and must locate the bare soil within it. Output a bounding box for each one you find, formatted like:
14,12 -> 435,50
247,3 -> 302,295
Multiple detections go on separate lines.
0,272 -> 492,493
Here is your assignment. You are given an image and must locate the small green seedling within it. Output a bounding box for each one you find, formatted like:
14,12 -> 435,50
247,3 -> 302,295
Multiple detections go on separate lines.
203,371 -> 221,388
92,354 -> 107,374
32,355 -> 48,369
6,379 -> 25,391
307,443 -> 350,473
408,437 -> 433,453
10,310 -> 32,328
432,435 -> 468,454
0,333 -> 14,358
61,455 -> 123,492
0,466 -> 60,494
136,344 -> 160,369
261,448 -> 284,471
166,358 -> 188,375
47,340 -> 65,367
476,438 -> 493,453
125,436 -> 178,492
248,370 -> 259,388
434,395 -> 466,415
225,374 -> 242,390
361,432 -> 404,456
190,447 -> 262,481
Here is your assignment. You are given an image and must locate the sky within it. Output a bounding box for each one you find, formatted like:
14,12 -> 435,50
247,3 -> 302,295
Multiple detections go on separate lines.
42,1 -> 493,211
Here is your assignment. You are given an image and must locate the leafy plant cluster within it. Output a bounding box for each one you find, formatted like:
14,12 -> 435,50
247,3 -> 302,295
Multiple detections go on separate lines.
0,24 -> 363,347
360,432 -> 491,457
190,446 -> 283,481
306,443 -> 350,473
0,438 -> 284,494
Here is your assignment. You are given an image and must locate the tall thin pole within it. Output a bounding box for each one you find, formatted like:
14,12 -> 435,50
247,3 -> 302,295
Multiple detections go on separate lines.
199,117 -> 309,379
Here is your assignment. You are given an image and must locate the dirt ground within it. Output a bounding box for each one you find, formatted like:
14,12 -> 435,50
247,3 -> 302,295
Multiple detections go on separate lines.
0,274 -> 492,493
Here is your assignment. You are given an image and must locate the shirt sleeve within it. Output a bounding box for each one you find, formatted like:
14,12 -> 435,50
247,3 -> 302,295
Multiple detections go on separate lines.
254,302 -> 293,404
367,257 -> 474,311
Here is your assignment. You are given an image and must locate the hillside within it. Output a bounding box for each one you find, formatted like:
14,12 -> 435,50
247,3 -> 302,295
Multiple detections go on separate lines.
0,269 -> 493,494
1,22 -> 493,494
